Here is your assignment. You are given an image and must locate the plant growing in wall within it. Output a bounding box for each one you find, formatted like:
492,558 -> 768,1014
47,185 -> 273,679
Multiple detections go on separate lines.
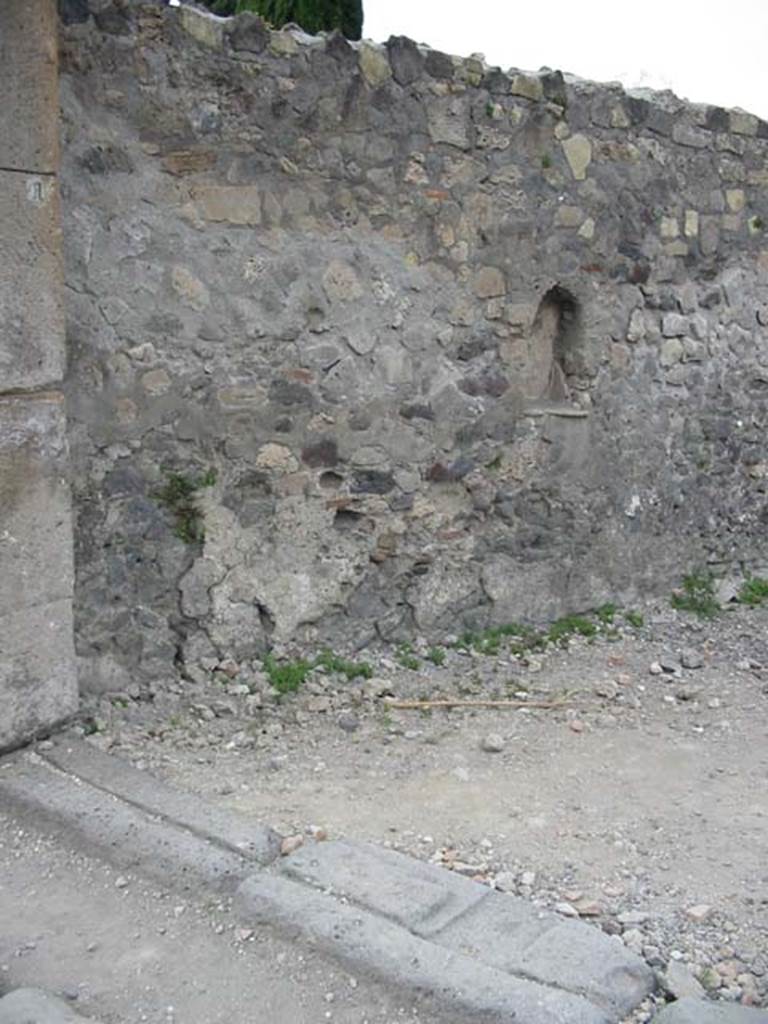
202,0 -> 363,39
155,469 -> 216,544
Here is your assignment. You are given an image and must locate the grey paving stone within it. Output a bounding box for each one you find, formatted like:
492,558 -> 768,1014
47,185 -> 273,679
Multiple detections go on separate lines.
652,998 -> 768,1023
282,838 -> 486,932
0,756 -> 252,894
41,738 -> 280,865
280,840 -> 654,1017
236,872 -> 612,1024
0,987 -> 101,1023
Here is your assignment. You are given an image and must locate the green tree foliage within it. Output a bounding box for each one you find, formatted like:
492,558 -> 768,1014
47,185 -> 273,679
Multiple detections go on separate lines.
203,0 -> 363,40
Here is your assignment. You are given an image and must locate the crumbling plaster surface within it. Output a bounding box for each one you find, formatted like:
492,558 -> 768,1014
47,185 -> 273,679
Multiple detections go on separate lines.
58,1 -> 768,688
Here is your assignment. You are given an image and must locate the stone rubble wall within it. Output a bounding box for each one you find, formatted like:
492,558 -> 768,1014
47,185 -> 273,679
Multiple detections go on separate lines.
0,0 -> 78,748
58,1 -> 768,690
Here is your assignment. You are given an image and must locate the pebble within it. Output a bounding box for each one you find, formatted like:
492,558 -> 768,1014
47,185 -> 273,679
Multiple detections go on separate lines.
280,834 -> 305,856
680,647 -> 704,669
569,719 -> 585,733
649,662 -> 663,675
115,875 -> 129,889
574,899 -> 602,917
622,928 -> 645,953
337,713 -> 360,733
594,680 -> 619,700
554,901 -> 579,918
480,733 -> 505,753
685,903 -> 713,923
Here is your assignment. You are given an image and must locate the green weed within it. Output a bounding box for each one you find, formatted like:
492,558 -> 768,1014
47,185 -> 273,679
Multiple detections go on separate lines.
426,646 -> 446,667
595,603 -> 616,625
315,648 -> 373,681
737,575 -> 768,607
671,572 -> 720,619
624,609 -> 644,628
397,642 -> 421,671
155,468 -> 216,544
263,653 -> 314,695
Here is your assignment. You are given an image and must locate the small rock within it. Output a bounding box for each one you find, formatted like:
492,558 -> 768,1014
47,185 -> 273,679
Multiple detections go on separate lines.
480,733 -> 505,753
569,719 -> 585,733
493,871 -> 517,892
649,662 -> 664,675
659,655 -> 681,674
698,966 -> 722,990
618,910 -> 650,925
622,928 -> 645,953
520,870 -> 537,887
337,712 -> 360,733
115,875 -> 129,889
280,834 -> 305,856
575,899 -> 602,917
661,960 -> 705,1000
680,647 -> 704,669
685,904 -> 713,924
555,901 -> 579,918
236,928 -> 254,942
594,680 -> 619,700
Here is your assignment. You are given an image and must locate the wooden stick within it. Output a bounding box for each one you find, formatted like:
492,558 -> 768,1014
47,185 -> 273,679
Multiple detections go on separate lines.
382,696 -> 570,711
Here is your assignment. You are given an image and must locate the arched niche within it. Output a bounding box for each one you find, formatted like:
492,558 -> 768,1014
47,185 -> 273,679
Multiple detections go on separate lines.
528,285 -> 582,403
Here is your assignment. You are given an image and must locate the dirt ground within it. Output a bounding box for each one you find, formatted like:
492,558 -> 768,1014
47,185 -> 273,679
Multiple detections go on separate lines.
3,598 -> 768,1022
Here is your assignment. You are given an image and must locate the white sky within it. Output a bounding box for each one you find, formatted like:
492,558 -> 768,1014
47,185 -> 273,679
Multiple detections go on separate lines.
364,1 -> 768,120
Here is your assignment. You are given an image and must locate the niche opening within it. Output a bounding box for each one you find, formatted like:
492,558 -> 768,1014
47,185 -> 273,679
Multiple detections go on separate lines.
529,285 -> 583,403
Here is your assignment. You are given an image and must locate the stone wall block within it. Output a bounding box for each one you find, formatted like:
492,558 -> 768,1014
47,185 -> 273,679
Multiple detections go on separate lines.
0,170 -> 66,390
0,0 -> 59,172
0,395 -> 77,751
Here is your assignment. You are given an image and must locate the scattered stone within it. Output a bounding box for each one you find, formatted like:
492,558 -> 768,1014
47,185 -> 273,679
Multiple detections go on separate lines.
575,899 -> 602,917
280,835 -> 305,856
661,960 -> 706,1000
686,904 -> 713,924
554,901 -> 579,918
680,648 -> 704,670
480,733 -> 505,753
114,875 -> 129,889
569,719 -> 585,733
649,662 -> 664,675
594,680 -> 619,700
337,713 -> 360,733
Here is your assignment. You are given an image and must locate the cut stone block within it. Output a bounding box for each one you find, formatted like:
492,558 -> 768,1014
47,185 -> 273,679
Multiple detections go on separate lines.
0,757 -> 254,893
279,840 -> 654,1018
237,872 -> 613,1024
0,395 -> 76,751
42,738 -> 281,866
0,171 -> 66,390
652,997 -> 768,1024
0,0 -> 59,173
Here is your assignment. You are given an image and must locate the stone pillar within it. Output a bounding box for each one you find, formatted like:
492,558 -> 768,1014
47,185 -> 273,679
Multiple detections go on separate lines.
0,0 -> 78,750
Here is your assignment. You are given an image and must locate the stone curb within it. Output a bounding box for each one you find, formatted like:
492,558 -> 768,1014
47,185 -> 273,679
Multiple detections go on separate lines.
278,838 -> 652,1017
0,988 -> 101,1024
41,738 -> 281,865
0,740 -> 654,1023
0,749 -> 268,894
237,870 -> 614,1024
651,998 -> 768,1023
